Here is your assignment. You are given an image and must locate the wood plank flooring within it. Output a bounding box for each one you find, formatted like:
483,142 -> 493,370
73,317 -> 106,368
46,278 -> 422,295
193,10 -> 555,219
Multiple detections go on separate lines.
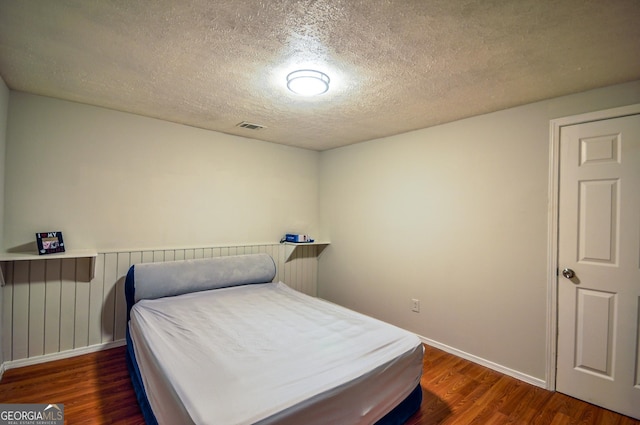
0,344 -> 638,424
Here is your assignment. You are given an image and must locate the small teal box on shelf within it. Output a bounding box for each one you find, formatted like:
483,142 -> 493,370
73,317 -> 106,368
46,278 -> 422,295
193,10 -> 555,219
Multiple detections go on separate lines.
285,234 -> 313,243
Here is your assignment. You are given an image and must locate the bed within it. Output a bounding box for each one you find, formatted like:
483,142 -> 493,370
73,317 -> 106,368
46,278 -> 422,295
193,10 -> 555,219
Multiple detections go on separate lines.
125,253 -> 424,424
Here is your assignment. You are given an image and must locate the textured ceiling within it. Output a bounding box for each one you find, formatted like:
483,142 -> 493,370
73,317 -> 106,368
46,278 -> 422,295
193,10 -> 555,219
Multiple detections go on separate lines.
0,1 -> 639,151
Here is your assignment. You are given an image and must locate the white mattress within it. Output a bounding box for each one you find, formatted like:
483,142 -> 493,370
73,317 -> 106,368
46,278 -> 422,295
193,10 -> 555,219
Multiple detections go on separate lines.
129,282 -> 423,425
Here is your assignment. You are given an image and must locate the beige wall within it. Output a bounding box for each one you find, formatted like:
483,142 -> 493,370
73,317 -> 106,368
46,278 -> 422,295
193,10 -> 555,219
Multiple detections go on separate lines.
4,92 -> 319,252
318,81 -> 640,384
0,78 -> 7,252
0,76 -> 9,371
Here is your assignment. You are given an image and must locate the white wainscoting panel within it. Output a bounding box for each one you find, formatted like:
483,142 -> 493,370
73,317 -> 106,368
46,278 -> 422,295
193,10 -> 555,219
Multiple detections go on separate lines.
1,243 -> 323,364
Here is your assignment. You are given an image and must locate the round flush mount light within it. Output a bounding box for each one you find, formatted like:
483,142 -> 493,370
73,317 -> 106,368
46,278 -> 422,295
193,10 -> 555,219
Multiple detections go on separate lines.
286,69 -> 330,96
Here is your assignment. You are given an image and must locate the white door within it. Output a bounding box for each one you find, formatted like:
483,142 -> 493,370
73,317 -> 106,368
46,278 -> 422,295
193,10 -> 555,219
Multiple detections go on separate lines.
556,113 -> 640,419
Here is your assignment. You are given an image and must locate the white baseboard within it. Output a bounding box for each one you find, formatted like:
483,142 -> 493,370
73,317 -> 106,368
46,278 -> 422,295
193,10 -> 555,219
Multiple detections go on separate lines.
416,334 -> 547,389
2,340 -> 126,372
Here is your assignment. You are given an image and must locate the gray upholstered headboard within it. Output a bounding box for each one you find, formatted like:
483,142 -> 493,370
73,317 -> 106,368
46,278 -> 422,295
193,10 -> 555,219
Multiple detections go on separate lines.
125,253 -> 276,308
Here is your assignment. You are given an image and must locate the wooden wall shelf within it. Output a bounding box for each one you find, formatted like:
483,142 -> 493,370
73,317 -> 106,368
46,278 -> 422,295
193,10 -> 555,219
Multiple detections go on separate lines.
283,242 -> 330,262
0,249 -> 97,262
0,250 -> 98,284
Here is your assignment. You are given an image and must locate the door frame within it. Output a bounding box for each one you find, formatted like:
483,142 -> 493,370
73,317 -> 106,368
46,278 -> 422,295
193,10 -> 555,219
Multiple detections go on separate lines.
546,103 -> 640,391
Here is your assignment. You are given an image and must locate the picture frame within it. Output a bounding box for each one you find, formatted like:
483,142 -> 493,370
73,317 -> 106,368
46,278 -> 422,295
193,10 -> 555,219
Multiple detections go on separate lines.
36,231 -> 66,255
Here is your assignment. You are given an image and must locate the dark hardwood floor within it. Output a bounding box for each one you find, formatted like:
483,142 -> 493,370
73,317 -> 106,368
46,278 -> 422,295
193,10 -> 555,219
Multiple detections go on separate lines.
0,344 -> 637,424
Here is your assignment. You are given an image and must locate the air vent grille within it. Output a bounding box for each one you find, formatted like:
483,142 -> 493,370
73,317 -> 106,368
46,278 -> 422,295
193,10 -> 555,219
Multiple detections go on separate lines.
236,121 -> 266,130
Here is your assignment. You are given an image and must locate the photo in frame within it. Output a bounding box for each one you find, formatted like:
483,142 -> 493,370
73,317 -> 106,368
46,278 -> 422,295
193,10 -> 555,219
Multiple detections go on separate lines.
36,231 -> 66,255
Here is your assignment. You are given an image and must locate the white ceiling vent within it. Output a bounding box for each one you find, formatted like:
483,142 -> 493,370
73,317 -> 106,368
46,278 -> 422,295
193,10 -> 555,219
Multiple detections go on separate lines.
236,121 -> 266,130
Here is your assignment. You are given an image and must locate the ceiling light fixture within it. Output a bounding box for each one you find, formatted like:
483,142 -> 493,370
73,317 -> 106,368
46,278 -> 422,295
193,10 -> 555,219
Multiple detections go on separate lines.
286,69 -> 330,96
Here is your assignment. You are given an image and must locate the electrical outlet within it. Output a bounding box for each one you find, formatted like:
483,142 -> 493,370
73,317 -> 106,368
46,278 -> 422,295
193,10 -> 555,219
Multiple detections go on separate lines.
411,298 -> 420,313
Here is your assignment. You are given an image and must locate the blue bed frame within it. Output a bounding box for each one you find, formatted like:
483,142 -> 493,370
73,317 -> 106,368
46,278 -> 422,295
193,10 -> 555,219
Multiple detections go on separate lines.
124,261 -> 422,424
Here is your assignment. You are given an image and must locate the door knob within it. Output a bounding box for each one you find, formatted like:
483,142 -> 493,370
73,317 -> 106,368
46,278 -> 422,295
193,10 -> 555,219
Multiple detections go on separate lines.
562,268 -> 575,279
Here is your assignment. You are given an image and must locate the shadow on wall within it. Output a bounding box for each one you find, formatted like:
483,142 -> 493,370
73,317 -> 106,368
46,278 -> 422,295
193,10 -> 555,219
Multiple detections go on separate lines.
6,241 -> 38,253
101,275 -> 127,342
